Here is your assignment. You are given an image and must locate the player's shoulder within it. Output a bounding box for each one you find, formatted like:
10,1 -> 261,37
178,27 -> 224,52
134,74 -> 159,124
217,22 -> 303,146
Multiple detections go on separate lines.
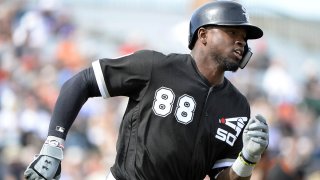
134,49 -> 163,57
135,49 -> 188,62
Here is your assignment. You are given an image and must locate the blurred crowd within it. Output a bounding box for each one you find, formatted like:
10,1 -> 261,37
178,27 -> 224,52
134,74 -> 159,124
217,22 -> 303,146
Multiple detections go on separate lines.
0,0 -> 320,180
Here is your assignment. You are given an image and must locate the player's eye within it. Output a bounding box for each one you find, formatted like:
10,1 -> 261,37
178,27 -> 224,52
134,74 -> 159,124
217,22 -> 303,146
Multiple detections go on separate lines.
228,30 -> 236,35
226,29 -> 246,40
226,29 -> 238,36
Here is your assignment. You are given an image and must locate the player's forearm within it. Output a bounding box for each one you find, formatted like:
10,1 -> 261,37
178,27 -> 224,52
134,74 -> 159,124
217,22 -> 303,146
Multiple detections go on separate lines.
216,167 -> 250,180
48,67 -> 101,139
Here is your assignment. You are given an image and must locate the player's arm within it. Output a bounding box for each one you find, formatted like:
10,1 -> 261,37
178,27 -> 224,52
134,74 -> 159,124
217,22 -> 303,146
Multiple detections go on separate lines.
216,115 -> 269,180
48,67 -> 100,139
24,50 -> 154,180
24,67 -> 101,180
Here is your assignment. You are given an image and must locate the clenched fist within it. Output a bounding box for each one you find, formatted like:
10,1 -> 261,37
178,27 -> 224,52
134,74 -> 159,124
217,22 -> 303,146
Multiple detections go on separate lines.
241,114 -> 269,163
24,136 -> 64,180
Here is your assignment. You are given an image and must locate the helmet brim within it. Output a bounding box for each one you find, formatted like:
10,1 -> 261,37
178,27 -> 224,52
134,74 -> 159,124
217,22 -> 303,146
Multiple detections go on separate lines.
188,24 -> 263,49
243,25 -> 263,39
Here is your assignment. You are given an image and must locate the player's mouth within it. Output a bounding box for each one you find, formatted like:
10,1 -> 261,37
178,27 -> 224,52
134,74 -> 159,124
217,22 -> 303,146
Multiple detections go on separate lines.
233,48 -> 243,60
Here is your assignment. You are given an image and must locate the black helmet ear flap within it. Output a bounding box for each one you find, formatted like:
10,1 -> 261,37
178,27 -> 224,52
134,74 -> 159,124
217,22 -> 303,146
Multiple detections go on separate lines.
239,44 -> 253,69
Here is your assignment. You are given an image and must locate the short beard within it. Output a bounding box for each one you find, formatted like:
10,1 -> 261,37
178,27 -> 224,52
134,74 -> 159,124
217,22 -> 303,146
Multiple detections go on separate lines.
215,54 -> 239,72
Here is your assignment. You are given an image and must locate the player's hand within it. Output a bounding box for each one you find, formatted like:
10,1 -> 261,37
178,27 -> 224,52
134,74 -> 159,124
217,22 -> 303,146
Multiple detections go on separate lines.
241,114 -> 269,163
24,136 -> 64,180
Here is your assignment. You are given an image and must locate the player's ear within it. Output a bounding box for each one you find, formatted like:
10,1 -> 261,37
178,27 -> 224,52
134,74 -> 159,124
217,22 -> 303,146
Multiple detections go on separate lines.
197,27 -> 208,46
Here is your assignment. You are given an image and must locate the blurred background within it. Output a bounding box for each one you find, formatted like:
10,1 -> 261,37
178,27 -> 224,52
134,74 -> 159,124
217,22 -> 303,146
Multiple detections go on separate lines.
0,0 -> 320,179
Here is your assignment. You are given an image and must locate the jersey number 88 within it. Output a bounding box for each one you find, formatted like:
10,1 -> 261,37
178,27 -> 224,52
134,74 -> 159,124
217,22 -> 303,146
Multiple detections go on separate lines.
152,87 -> 196,125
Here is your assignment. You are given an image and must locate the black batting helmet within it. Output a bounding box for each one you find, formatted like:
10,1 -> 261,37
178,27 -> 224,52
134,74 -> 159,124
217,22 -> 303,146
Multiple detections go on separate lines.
188,0 -> 263,50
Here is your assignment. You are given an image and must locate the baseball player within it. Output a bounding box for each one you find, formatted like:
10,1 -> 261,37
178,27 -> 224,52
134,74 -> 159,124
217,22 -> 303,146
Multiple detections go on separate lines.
24,1 -> 269,180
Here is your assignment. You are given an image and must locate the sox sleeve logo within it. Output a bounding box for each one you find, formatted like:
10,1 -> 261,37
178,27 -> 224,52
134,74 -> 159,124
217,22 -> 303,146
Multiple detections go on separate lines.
215,117 -> 248,146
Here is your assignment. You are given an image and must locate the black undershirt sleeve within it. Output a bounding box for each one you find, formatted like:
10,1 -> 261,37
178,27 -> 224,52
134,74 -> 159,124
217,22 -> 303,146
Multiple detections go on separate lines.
48,67 -> 101,139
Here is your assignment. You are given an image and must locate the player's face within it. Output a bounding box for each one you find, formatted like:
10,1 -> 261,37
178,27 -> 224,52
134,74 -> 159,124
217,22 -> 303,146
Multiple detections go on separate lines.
205,26 -> 247,72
